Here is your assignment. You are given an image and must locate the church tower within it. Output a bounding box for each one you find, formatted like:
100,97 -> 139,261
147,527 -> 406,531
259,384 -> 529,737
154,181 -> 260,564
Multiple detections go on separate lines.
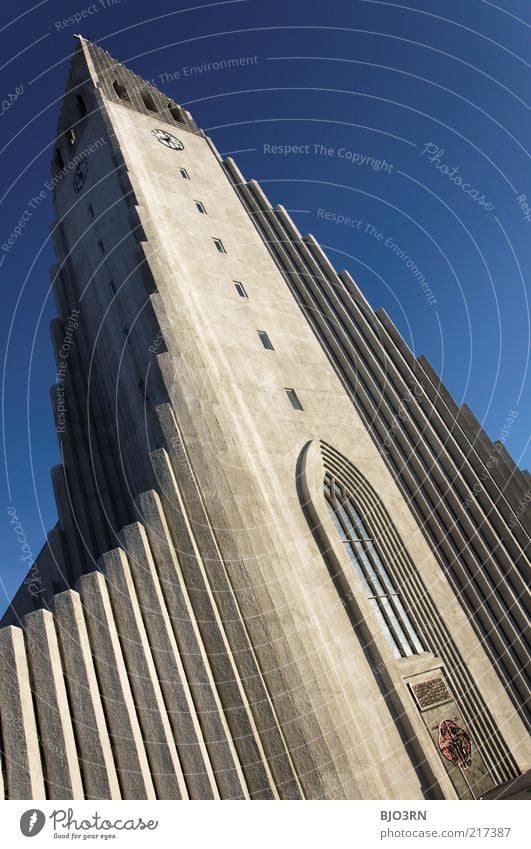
0,37 -> 528,801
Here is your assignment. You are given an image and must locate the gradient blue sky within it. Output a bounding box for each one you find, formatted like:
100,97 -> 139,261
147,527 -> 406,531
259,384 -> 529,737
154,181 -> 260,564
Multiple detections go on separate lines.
1,0 -> 530,612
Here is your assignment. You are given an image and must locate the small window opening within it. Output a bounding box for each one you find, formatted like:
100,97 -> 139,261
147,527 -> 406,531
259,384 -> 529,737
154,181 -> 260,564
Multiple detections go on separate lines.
76,94 -> 87,117
113,80 -> 130,101
285,388 -> 303,411
141,90 -> 157,112
168,102 -> 185,123
258,331 -> 274,350
54,148 -> 65,172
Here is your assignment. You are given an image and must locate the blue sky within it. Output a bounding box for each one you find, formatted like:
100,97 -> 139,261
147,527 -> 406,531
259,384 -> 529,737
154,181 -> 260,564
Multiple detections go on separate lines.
1,0 -> 530,612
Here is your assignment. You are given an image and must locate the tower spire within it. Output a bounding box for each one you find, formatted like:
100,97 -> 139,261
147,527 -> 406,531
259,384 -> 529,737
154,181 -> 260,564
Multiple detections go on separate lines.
57,34 -> 197,139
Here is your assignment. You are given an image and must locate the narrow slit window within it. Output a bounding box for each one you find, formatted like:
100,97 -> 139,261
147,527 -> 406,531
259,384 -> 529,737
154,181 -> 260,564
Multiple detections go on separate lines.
234,281 -> 248,298
54,148 -> 65,172
258,331 -> 274,350
109,279 -> 117,298
87,203 -> 94,219
66,127 -> 76,146
179,167 -> 190,180
76,94 -> 87,117
213,238 -> 226,254
195,200 -> 207,214
285,388 -> 303,411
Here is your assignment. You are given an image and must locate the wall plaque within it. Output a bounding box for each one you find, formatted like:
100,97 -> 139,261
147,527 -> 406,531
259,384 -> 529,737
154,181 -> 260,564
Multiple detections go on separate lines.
411,676 -> 450,710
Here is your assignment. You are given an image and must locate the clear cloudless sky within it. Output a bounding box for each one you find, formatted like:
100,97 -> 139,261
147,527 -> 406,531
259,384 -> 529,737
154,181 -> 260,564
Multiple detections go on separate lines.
1,0 -> 530,612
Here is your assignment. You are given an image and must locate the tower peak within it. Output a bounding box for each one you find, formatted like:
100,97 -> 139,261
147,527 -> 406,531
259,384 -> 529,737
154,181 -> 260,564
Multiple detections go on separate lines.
54,36 -> 198,152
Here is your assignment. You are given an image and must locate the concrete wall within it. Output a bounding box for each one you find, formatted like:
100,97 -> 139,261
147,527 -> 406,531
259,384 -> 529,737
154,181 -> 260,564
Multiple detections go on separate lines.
226,173 -> 529,730
0,484 -> 250,800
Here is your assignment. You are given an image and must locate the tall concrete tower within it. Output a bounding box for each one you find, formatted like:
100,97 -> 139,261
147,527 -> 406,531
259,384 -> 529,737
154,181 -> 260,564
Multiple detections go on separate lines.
0,38 -> 528,801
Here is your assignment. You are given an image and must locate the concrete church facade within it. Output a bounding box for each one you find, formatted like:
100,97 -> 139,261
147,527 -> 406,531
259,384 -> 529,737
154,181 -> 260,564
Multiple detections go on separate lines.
0,38 -> 528,801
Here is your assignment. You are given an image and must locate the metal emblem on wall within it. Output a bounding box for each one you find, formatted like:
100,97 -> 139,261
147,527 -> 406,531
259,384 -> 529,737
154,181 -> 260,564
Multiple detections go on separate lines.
406,671 -> 494,799
438,719 -> 472,768
439,719 -> 476,798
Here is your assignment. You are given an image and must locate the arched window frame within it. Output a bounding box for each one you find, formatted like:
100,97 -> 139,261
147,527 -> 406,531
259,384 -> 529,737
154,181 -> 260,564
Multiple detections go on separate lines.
298,439 -> 428,661
324,473 -> 425,658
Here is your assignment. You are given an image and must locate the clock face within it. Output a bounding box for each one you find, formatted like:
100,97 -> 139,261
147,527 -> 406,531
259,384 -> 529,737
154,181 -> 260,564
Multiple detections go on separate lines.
151,129 -> 184,150
73,158 -> 88,193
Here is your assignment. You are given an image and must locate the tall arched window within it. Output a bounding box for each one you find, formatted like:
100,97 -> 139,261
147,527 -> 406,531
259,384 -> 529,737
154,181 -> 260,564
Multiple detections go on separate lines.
324,472 -> 425,659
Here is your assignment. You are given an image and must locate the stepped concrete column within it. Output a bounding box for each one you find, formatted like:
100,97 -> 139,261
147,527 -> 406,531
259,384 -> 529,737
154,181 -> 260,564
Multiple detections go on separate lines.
24,608 -> 84,799
76,570 -> 156,799
99,547 -> 189,799
52,590 -> 121,799
0,626 -> 45,799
